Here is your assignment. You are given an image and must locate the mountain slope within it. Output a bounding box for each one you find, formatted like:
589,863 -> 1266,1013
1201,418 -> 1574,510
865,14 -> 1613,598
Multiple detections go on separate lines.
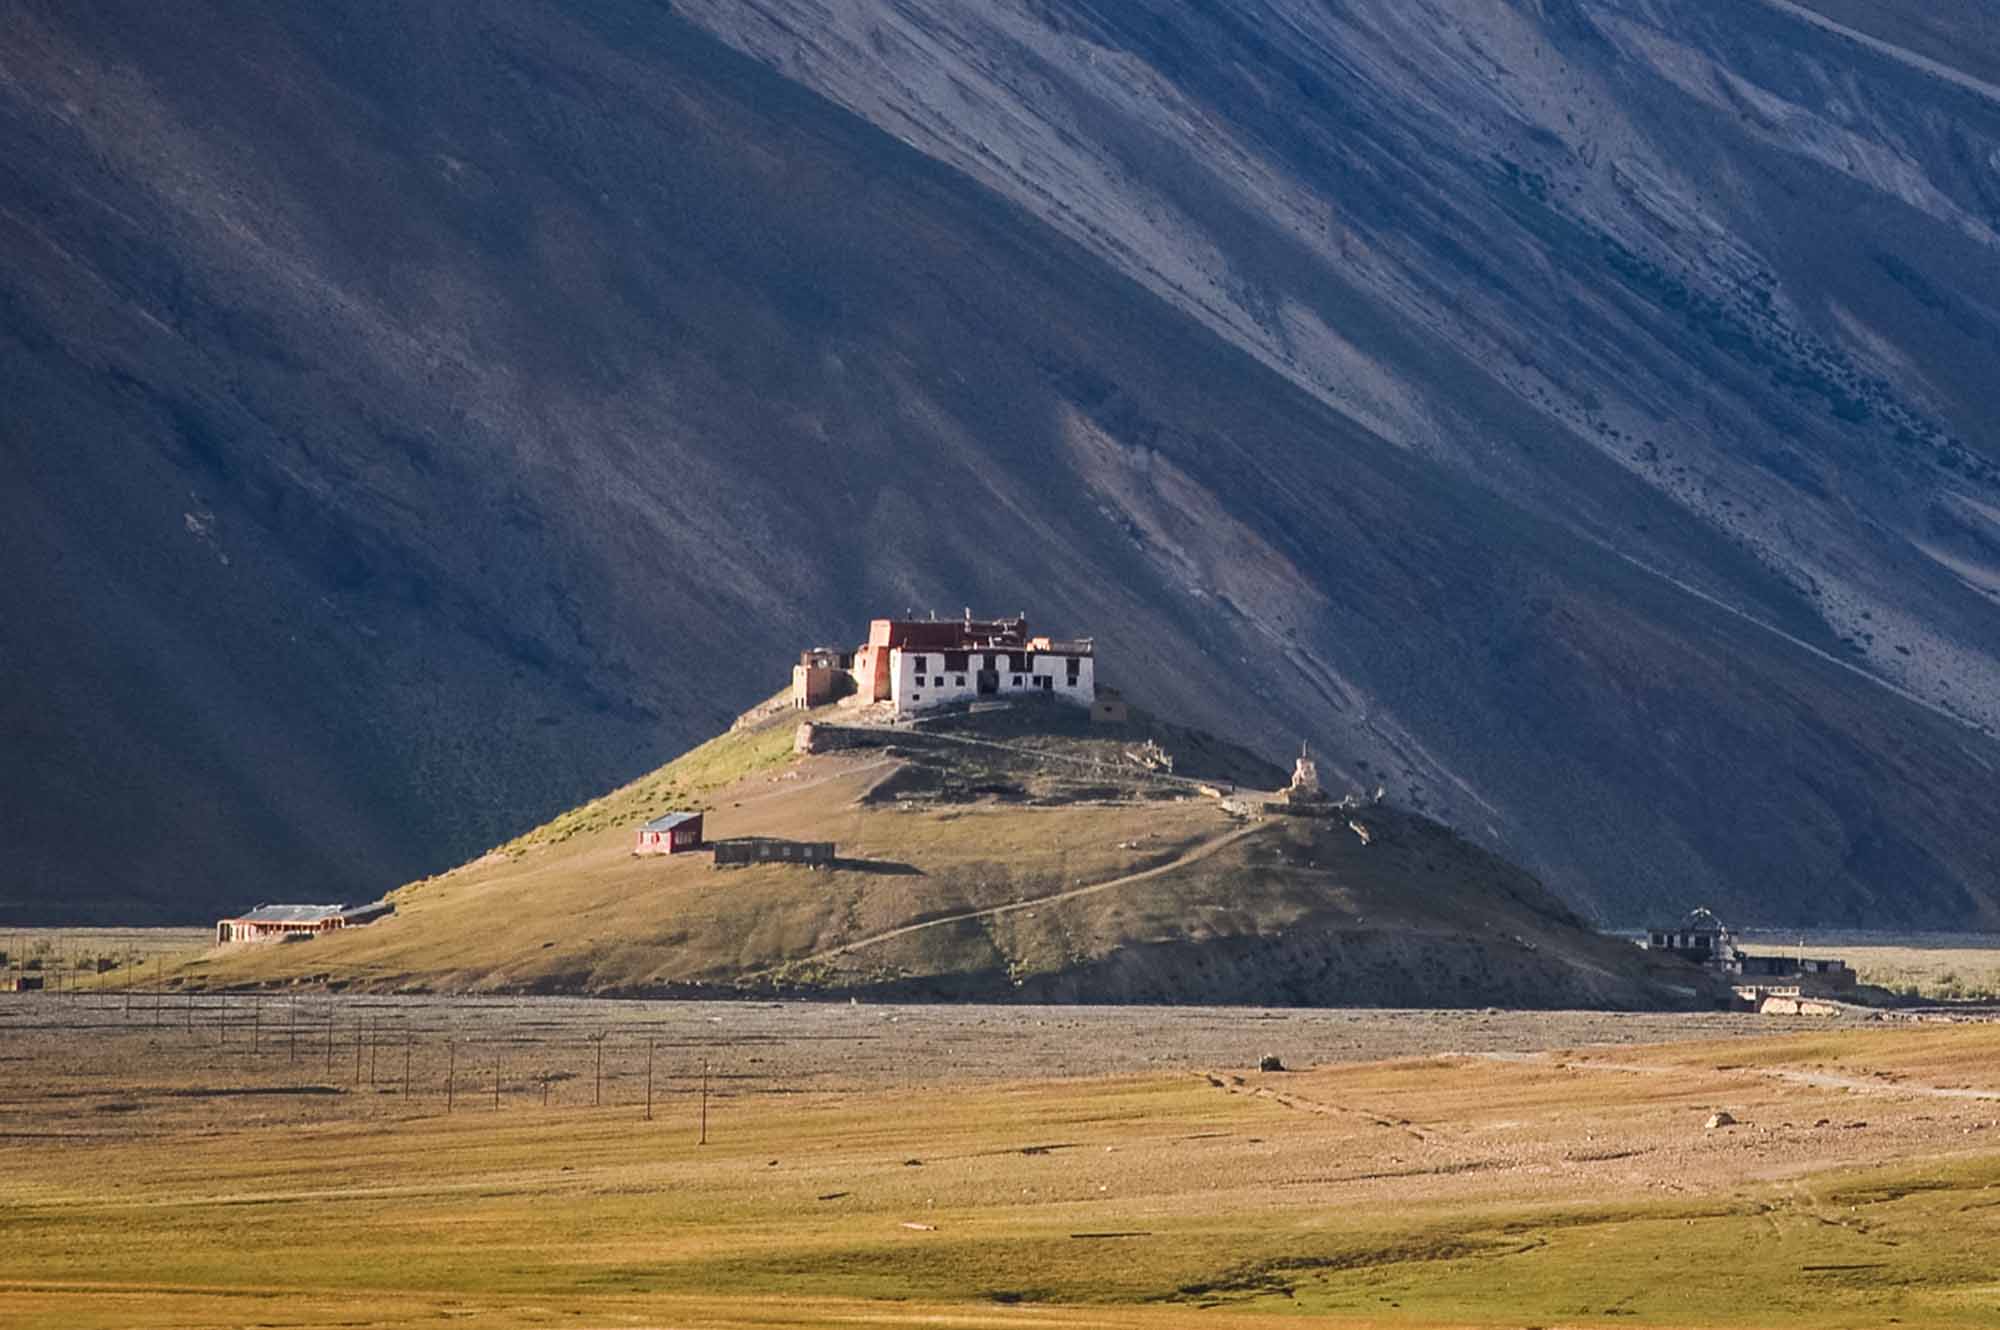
674,0 -> 2000,723
3,0 -> 1999,926
184,701 -> 1726,1009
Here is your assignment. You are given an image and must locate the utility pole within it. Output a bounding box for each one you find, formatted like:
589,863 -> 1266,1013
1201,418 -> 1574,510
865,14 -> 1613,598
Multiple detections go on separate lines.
594,1033 -> 604,1108
699,1058 -> 708,1146
289,999 -> 297,1062
493,1051 -> 501,1111
252,995 -> 261,1053
644,1039 -> 654,1122
446,1040 -> 456,1114
325,1010 -> 336,1077
403,1037 -> 411,1098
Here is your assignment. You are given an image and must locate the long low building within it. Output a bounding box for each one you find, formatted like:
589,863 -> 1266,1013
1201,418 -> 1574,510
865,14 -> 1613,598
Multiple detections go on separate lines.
216,900 -> 394,944
712,837 -> 836,868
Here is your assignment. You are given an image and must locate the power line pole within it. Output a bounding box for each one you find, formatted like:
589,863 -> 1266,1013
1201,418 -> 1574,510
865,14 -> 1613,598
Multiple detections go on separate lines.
699,1058 -> 708,1146
644,1039 -> 654,1122
446,1040 -> 456,1114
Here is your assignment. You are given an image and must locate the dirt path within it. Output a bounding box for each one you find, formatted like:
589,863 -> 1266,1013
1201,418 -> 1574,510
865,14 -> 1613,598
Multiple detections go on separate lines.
1485,1050 -> 2000,1102
734,753 -> 900,808
794,820 -> 1268,964
890,724 -> 1226,794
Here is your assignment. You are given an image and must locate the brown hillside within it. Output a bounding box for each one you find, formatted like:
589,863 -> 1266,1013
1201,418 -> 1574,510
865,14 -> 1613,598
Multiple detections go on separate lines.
185,699 -> 1724,1009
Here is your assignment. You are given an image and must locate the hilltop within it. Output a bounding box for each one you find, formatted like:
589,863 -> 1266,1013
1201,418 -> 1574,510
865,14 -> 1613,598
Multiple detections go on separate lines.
185,696 -> 1723,1009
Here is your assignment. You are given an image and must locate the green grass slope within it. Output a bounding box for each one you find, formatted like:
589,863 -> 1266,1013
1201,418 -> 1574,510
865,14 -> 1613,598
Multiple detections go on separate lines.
186,700 -> 1722,1009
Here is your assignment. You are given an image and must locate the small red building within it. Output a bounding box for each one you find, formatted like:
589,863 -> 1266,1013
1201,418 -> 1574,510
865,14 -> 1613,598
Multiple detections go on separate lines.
635,811 -> 705,855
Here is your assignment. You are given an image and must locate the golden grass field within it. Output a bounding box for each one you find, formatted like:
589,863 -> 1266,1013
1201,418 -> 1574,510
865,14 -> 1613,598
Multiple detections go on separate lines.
4,995 -> 1999,1329
1830,943 -> 2000,1001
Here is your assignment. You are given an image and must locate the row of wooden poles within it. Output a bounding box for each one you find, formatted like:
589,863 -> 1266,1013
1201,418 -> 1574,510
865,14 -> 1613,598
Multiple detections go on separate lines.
5,948 -> 182,995
98,989 -> 711,1135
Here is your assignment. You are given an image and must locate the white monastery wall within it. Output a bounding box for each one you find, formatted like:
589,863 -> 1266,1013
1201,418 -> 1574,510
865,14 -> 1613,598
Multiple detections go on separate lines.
889,648 -> 1094,716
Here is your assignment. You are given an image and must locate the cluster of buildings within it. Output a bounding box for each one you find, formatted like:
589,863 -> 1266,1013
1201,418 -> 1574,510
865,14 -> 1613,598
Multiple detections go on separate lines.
634,612 -> 1115,869
793,613 -> 1108,719
632,808 -> 834,866
218,613 -> 1108,944
1645,909 -> 1855,1007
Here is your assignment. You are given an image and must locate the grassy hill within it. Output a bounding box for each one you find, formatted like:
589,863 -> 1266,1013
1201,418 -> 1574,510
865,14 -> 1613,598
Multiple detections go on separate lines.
183,698 -> 1723,1008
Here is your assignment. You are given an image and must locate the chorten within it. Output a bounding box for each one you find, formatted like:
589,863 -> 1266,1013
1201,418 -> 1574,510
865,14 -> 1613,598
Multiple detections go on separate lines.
1288,741 -> 1325,803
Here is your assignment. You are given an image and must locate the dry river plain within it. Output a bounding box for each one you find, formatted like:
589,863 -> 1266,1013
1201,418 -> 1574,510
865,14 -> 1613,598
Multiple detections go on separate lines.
3,995 -> 1999,1329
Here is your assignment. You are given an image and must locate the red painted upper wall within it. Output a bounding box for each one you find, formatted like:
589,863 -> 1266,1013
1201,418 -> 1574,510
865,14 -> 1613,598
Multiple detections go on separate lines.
867,617 -> 1028,651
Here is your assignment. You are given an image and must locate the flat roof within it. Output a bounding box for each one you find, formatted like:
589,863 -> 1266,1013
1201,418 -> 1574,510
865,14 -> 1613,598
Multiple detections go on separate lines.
227,903 -> 347,925
642,812 -> 703,831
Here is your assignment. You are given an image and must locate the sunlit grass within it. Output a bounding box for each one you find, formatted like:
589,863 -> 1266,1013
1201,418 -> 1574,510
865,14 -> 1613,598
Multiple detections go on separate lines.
4,1025 -> 2000,1328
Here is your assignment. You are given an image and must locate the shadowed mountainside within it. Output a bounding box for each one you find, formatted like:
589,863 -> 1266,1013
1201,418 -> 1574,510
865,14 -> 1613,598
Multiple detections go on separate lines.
3,0 -> 1999,925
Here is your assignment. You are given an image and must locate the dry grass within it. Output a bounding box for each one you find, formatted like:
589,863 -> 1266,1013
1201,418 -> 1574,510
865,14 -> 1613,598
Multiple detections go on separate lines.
170,705 -> 1702,1007
5,927 -> 210,992
2,1004 -> 1999,1328
491,689 -> 806,857
1840,943 -> 2000,1001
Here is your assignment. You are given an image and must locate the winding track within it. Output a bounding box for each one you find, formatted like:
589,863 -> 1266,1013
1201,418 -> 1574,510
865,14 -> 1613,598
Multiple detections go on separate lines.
1485,1050 -> 2000,1102
790,819 -> 1268,966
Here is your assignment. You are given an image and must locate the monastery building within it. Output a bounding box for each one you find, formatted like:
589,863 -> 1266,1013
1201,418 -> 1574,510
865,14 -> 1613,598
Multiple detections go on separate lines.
793,613 -> 1095,718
